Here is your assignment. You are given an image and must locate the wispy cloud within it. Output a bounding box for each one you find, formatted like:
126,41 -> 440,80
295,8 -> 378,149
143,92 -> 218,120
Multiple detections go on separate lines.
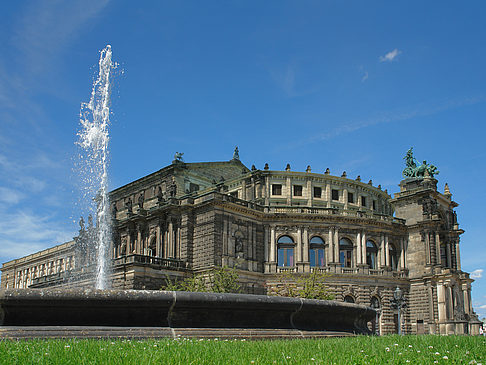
0,208 -> 74,260
12,0 -> 110,74
361,71 -> 369,82
0,187 -> 25,205
471,269 -> 483,279
307,95 -> 486,143
380,48 -> 402,62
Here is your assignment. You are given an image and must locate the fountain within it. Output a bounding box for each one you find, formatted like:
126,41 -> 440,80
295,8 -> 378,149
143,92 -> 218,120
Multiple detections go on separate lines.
0,46 -> 376,339
76,45 -> 115,289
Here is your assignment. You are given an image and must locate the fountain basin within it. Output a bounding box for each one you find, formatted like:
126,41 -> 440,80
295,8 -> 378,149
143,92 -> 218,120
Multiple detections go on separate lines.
0,289 -> 375,339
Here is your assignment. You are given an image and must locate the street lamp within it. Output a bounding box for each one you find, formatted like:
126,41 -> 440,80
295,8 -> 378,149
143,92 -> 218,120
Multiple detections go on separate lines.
391,286 -> 407,335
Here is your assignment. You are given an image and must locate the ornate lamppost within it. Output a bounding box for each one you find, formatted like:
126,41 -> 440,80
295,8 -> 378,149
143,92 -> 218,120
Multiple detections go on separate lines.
391,286 -> 407,335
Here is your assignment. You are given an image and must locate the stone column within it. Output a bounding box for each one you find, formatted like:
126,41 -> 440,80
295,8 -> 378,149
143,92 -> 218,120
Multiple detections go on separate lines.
399,238 -> 405,270
343,188 -> 348,210
455,241 -> 461,271
168,220 -> 174,258
296,227 -> 302,263
356,231 -> 362,264
264,225 -> 269,262
462,284 -> 470,315
361,232 -> 367,266
435,232 -> 441,266
333,227 -> 339,263
137,228 -> 142,255
303,227 -> 309,263
265,177 -> 270,206
446,242 -> 452,268
241,179 -> 247,201
326,182 -> 331,208
328,227 -> 334,262
286,176 -> 291,205
306,179 -> 312,206
176,225 -> 181,259
384,234 -> 390,268
437,284 -> 446,322
379,234 -> 385,269
429,232 -> 437,265
156,226 -> 161,257
270,226 -> 276,262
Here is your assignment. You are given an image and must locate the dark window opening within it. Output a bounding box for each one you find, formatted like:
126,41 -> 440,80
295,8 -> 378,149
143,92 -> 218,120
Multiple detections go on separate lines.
361,196 -> 367,207
373,200 -> 376,210
347,192 -> 354,203
272,184 -> 282,196
229,191 -> 238,198
189,183 -> 199,193
313,186 -> 322,198
293,185 -> 303,197
332,189 -> 339,201
344,295 -> 355,303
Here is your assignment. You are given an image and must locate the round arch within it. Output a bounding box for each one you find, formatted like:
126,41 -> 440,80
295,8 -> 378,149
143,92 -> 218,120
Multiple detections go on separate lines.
309,236 -> 325,267
366,240 -> 378,269
339,237 -> 353,268
277,235 -> 295,267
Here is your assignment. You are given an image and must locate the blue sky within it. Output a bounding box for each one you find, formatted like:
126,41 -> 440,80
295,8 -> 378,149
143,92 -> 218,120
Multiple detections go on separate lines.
1,1 -> 485,318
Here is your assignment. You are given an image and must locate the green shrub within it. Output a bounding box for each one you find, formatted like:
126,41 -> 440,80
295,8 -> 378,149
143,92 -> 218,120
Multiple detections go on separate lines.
270,270 -> 334,300
163,266 -> 241,294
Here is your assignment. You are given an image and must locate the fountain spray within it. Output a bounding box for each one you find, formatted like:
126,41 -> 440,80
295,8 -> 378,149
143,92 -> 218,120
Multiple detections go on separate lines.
76,45 -> 115,289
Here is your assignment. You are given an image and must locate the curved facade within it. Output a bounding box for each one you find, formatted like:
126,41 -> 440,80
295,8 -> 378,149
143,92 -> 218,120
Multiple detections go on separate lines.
1,156 -> 481,335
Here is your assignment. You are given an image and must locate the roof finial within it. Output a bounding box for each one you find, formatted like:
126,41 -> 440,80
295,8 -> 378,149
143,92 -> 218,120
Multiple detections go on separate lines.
306,165 -> 311,173
285,164 -> 291,171
444,183 -> 452,197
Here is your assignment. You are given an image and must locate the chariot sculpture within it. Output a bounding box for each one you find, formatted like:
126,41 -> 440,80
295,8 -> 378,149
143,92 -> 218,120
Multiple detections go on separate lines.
402,147 -> 439,178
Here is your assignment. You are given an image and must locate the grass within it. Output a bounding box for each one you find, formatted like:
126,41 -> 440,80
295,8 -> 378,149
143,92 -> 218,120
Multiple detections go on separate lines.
0,335 -> 484,364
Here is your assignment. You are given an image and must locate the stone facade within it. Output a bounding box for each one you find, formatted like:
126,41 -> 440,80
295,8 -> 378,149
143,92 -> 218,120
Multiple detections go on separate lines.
0,156 -> 482,335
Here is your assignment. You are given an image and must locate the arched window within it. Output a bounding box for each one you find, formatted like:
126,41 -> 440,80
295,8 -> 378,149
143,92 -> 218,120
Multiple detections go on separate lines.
309,236 -> 325,267
389,244 -> 398,270
148,235 -> 157,257
277,235 -> 294,267
344,295 -> 355,303
366,240 -> 378,269
339,238 -> 353,268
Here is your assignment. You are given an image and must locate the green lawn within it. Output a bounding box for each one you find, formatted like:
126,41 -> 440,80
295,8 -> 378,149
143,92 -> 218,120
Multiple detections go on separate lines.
0,335 -> 484,365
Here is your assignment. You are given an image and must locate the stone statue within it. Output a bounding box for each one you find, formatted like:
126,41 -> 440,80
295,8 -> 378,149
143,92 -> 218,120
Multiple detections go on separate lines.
112,202 -> 118,217
125,198 -> 132,213
233,146 -> 239,160
87,214 -> 94,228
168,177 -> 177,197
138,191 -> 145,209
174,152 -> 184,162
79,216 -> 85,231
402,148 -> 439,178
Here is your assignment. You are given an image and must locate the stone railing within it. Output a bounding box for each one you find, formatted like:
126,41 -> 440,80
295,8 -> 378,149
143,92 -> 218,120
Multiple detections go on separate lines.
113,254 -> 186,270
281,266 -> 409,278
265,206 -> 405,224
276,267 -> 296,273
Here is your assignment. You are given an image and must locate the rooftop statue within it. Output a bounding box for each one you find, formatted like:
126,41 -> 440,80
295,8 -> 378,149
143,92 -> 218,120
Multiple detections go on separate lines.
402,147 -> 439,178
174,152 -> 184,162
233,146 -> 239,160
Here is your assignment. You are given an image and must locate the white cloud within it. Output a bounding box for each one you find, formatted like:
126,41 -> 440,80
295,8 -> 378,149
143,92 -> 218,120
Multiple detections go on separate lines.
361,71 -> 369,82
471,269 -> 483,279
0,187 -> 25,205
0,209 -> 74,260
479,304 -> 486,309
380,48 -> 402,62
306,95 -> 486,143
12,0 -> 110,74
